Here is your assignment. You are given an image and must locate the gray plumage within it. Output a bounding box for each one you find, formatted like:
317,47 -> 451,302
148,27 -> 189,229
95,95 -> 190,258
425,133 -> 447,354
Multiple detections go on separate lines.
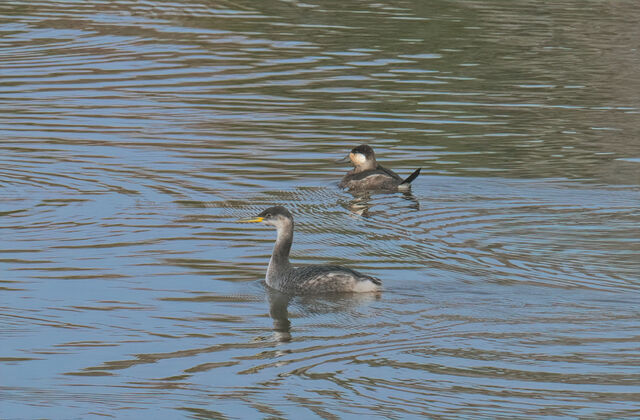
248,206 -> 381,294
273,264 -> 381,294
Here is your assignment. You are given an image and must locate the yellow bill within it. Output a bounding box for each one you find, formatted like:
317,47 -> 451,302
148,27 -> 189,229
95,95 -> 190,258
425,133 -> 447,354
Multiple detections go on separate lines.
239,216 -> 264,223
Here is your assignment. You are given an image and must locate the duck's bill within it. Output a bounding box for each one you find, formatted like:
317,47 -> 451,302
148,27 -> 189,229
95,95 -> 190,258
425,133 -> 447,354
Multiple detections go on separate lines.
239,216 -> 264,223
335,155 -> 350,164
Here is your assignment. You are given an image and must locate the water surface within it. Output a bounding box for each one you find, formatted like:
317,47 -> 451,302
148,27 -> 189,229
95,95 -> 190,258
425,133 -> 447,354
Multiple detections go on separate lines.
1,0 -> 639,418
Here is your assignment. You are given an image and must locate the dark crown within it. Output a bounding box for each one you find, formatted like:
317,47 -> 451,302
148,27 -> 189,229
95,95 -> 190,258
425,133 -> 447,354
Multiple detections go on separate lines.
350,144 -> 375,159
258,206 -> 292,219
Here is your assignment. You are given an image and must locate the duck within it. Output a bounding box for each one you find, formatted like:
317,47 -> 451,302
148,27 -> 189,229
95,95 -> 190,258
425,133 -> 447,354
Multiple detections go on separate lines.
339,144 -> 421,191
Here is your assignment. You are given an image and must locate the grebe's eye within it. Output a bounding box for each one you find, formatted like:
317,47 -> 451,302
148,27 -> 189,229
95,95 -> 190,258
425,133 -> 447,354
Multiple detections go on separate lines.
264,213 -> 271,218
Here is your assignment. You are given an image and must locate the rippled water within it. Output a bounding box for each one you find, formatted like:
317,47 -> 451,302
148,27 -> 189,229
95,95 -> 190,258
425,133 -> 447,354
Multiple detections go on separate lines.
2,0 -> 639,418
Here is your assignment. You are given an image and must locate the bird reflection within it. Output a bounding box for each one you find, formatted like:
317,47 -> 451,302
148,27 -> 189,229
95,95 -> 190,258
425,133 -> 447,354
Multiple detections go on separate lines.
266,287 -> 381,343
267,289 -> 292,343
340,189 -> 420,218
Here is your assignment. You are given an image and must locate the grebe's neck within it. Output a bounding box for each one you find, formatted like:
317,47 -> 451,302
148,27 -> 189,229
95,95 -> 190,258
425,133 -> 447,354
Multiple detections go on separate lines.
266,219 -> 294,287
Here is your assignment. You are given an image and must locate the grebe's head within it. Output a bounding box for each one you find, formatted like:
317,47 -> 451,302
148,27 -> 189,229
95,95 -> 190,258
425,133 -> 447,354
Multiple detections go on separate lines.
242,206 -> 293,229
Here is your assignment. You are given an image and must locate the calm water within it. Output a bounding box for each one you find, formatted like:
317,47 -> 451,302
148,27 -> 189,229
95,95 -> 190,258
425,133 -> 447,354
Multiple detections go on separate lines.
1,0 -> 639,418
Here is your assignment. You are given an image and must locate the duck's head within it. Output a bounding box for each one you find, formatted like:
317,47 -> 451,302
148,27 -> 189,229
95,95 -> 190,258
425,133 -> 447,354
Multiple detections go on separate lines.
348,144 -> 377,170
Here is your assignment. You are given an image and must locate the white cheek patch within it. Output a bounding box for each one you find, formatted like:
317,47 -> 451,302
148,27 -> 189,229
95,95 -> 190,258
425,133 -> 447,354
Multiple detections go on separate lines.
350,152 -> 367,165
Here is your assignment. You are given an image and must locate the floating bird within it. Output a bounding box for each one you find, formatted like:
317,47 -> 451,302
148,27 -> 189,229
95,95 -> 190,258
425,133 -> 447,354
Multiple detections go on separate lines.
242,206 -> 381,294
339,144 -> 421,191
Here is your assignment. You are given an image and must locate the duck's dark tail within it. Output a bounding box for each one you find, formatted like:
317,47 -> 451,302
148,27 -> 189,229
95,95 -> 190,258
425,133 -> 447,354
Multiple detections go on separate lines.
400,168 -> 421,186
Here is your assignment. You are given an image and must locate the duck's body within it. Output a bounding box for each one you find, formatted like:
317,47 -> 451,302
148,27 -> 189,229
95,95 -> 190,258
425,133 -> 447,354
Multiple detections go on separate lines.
339,145 -> 421,191
244,206 -> 381,294
340,165 -> 405,191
